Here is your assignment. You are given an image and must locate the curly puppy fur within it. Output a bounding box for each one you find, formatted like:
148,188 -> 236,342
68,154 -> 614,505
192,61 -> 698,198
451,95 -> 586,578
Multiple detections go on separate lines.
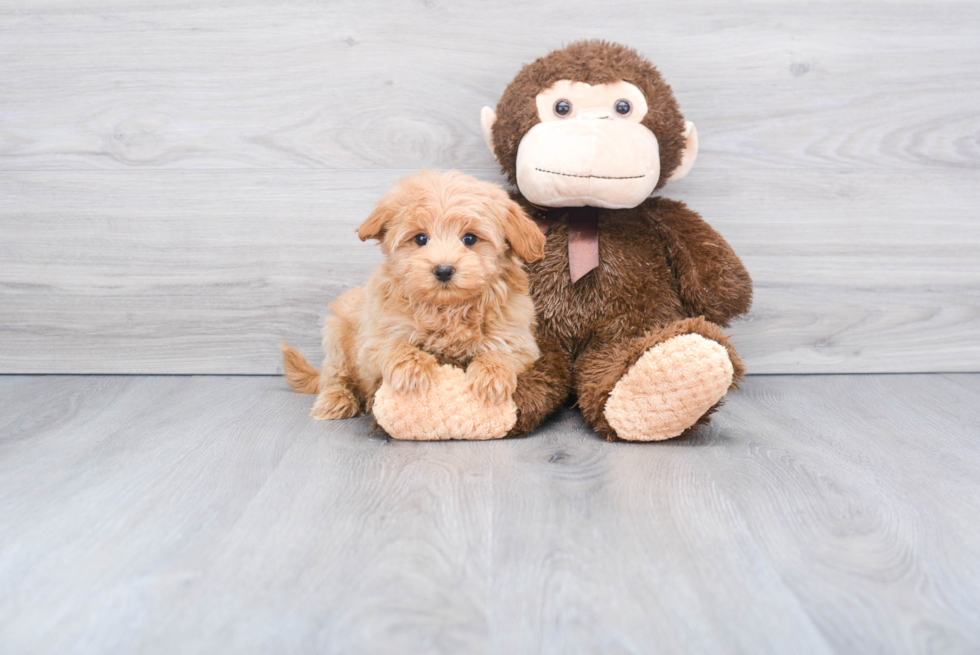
281,170 -> 546,421
492,41 -> 753,440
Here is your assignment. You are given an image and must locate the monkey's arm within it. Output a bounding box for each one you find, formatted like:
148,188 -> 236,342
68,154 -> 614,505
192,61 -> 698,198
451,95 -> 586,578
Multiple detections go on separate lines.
650,199 -> 752,327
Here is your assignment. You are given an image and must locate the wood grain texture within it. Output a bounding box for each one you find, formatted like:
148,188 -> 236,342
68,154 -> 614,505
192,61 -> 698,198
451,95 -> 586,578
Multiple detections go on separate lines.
1,168 -> 977,373
1,373 -> 979,653
1,1 -> 977,171
1,0 -> 979,373
0,375 -> 493,654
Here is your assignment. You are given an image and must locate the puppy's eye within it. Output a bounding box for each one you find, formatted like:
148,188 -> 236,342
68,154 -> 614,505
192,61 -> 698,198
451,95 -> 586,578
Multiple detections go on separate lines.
414,233 -> 428,246
462,233 -> 478,246
615,100 -> 632,116
554,99 -> 571,117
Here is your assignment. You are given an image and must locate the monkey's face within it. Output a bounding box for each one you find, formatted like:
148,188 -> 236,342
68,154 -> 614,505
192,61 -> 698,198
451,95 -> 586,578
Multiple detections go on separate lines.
481,42 -> 699,210
514,80 -> 660,209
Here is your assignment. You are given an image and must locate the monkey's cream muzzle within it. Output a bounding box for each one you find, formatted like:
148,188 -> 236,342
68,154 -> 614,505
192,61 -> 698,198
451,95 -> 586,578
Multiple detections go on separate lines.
480,79 -> 697,210
515,118 -> 661,209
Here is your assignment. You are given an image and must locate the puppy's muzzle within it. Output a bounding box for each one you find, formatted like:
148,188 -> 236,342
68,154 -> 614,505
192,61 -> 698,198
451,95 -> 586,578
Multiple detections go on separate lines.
433,264 -> 455,282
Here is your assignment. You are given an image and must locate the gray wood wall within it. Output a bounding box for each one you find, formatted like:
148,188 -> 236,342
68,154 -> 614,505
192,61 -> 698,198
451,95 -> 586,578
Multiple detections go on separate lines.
2,0 -> 978,374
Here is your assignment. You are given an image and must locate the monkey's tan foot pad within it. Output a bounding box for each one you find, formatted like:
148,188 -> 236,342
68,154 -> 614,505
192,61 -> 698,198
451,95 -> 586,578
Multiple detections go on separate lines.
604,334 -> 734,441
373,364 -> 517,440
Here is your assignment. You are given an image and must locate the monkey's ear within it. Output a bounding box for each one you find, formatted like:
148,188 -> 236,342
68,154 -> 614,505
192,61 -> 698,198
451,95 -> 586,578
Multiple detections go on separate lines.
480,107 -> 498,162
356,197 -> 395,242
668,121 -> 699,182
502,201 -> 546,263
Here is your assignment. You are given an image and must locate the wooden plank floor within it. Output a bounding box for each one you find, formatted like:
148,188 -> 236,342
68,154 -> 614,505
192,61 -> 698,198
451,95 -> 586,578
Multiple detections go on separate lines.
1,374 -> 979,654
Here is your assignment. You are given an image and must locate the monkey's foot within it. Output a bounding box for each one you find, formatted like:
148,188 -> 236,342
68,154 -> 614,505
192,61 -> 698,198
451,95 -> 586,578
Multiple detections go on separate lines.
373,365 -> 517,440
603,334 -> 733,441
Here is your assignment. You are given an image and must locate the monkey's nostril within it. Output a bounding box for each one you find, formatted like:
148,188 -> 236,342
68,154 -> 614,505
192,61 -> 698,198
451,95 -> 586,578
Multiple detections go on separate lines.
434,264 -> 455,282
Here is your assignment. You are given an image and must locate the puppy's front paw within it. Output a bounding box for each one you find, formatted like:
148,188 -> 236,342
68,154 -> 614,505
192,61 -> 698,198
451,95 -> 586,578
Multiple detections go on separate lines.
466,358 -> 517,405
385,349 -> 437,396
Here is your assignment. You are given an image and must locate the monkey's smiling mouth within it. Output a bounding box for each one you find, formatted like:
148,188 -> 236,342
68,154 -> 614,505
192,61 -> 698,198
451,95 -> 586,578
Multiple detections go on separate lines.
534,167 -> 647,180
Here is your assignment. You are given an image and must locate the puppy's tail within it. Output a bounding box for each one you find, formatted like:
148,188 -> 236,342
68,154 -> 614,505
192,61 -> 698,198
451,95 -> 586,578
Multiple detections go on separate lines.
279,342 -> 321,394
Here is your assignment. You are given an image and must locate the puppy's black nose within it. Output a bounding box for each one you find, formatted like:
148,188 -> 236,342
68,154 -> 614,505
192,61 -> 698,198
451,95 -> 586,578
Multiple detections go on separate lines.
433,264 -> 455,282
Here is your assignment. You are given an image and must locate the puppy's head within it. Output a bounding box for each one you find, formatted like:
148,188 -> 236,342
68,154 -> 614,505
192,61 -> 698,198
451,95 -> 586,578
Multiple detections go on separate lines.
357,170 -> 545,305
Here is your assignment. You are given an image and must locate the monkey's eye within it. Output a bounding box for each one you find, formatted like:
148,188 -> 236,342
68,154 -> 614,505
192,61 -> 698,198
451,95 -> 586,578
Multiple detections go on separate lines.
414,233 -> 428,246
554,99 -> 572,117
462,233 -> 478,246
615,100 -> 632,116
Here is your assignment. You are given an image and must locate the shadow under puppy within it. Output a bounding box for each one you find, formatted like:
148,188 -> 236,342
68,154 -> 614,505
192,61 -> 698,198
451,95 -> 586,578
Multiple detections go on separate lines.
281,170 -> 546,433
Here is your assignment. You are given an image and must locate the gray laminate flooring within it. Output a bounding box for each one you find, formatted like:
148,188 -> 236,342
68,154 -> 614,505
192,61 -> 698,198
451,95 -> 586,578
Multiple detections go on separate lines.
1,374 -> 979,654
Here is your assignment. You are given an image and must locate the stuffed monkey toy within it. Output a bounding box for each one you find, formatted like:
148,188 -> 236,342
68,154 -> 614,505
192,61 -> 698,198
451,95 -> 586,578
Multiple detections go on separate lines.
373,41 -> 752,441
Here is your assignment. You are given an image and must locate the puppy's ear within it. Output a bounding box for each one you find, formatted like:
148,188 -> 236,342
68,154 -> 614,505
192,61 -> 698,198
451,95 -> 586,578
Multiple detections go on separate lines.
502,201 -> 546,263
357,197 -> 395,242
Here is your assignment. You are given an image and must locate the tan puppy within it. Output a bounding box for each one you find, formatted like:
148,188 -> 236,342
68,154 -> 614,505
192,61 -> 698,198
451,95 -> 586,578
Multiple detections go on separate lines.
281,170 -> 546,422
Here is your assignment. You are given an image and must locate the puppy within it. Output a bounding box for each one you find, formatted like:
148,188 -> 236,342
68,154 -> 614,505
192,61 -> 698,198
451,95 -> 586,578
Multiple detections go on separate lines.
280,170 -> 546,421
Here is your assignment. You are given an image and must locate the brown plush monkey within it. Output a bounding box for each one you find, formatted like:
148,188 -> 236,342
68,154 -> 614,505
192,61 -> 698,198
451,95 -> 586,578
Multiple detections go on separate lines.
374,41 -> 752,441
